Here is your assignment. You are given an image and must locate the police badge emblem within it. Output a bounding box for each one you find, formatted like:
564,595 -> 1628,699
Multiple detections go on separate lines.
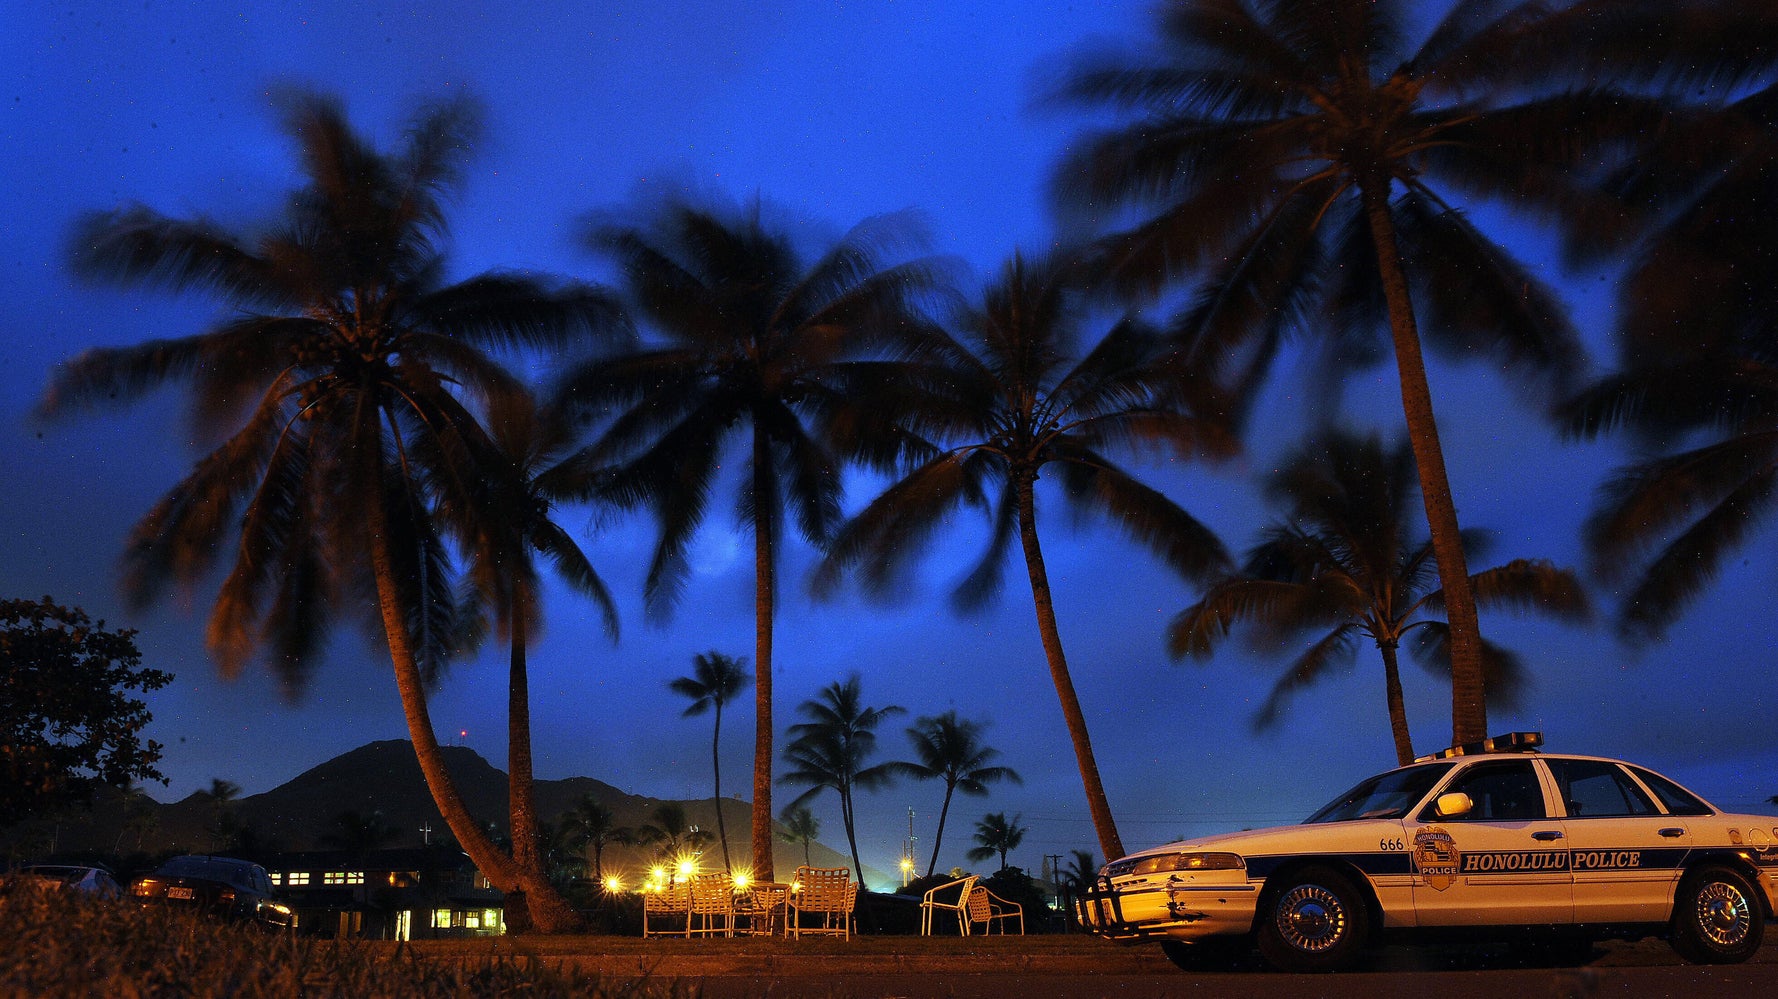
1414,826 -> 1460,891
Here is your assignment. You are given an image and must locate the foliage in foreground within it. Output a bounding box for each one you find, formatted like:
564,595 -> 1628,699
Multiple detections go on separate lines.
0,883 -> 685,998
0,597 -> 170,826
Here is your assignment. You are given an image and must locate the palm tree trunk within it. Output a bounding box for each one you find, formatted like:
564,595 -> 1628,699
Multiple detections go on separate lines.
712,703 -> 732,871
1012,469 -> 1125,861
842,784 -> 865,883
364,502 -> 519,893
1359,180 -> 1488,745
507,604 -> 585,933
751,430 -> 777,881
926,784 -> 956,878
1377,640 -> 1415,766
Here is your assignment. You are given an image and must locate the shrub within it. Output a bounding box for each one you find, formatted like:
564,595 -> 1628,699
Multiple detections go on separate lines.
0,881 -> 684,997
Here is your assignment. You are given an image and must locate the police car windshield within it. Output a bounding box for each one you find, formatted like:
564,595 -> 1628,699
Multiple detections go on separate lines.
1305,763 -> 1455,823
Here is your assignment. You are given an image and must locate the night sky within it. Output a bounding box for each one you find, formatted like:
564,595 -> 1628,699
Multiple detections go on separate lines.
4,0 -> 1775,886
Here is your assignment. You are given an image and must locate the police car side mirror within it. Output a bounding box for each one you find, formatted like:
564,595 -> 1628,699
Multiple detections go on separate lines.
1434,792 -> 1474,819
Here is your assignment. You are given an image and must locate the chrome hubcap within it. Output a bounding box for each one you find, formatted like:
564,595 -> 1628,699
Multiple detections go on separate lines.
1278,884 -> 1346,952
1695,881 -> 1751,948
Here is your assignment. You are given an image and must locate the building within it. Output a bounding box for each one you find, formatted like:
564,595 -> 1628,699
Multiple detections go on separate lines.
258,845 -> 505,939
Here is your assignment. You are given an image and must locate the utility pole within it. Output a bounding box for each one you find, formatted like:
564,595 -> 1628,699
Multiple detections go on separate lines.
900,807 -> 918,887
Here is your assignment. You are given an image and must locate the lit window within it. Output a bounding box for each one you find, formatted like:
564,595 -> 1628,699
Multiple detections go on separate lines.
465,911 -> 481,929
323,872 -> 344,885
287,872 -> 310,886
433,908 -> 452,928
269,873 -> 283,886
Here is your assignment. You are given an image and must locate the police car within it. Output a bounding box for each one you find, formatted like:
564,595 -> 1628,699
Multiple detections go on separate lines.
1076,733 -> 1778,972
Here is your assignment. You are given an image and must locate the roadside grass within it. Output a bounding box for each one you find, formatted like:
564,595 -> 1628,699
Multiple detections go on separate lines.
0,882 -> 690,997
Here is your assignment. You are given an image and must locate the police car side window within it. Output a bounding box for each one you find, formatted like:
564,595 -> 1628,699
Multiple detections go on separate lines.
1627,766 -> 1715,816
1425,759 -> 1546,822
1546,759 -> 1656,818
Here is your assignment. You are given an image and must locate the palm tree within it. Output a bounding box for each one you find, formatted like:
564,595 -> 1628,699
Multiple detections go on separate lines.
1172,431 -> 1590,765
554,195 -> 948,880
635,802 -> 712,869
891,711 -> 1022,876
321,809 -> 398,854
777,805 -> 821,868
779,675 -> 904,883
1563,78 -> 1778,637
966,812 -> 1026,872
38,90 -> 624,918
455,391 -> 623,931
560,794 -> 632,886
815,252 -> 1233,862
205,779 -> 240,852
668,651 -> 752,872
1051,0 -> 1682,744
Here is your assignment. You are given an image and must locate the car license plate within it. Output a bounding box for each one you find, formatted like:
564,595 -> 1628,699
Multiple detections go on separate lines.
167,887 -> 194,899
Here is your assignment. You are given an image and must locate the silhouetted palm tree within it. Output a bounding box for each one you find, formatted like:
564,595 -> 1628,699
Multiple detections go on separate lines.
778,805 -> 821,868
39,89 -> 624,916
555,196 -> 948,880
1052,0 -> 1679,744
205,779 -> 240,852
1564,78 -> 1778,637
779,675 -> 904,882
891,711 -> 1021,876
669,651 -> 752,872
560,794 -> 632,886
1172,431 -> 1589,765
636,802 -> 712,869
321,809 -> 398,854
966,812 -> 1026,872
455,392 -> 622,931
815,253 -> 1233,861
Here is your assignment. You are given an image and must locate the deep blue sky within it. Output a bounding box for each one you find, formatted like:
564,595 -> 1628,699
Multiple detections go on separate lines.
4,0 -> 1775,886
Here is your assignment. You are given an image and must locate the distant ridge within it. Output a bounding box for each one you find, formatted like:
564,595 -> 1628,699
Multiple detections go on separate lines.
15,740 -> 867,881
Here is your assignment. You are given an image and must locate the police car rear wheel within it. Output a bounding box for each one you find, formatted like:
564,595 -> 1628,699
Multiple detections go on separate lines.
1669,865 -> 1764,964
1256,866 -> 1370,972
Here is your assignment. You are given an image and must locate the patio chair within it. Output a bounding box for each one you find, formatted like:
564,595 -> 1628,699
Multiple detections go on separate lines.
918,875 -> 978,935
687,872 -> 737,938
787,866 -> 856,940
736,881 -> 790,937
966,882 -> 1024,935
641,881 -> 690,939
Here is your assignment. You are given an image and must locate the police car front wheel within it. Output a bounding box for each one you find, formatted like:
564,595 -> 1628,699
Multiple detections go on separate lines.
1669,865 -> 1765,964
1256,866 -> 1371,972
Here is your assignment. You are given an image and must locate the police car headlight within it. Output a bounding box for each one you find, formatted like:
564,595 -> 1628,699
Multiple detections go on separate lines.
1130,852 -> 1244,876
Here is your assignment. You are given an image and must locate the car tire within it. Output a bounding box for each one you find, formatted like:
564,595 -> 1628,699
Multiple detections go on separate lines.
1255,866 -> 1370,972
1669,864 -> 1765,964
1160,937 -> 1251,971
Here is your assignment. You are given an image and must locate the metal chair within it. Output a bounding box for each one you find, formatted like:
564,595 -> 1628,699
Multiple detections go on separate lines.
967,882 -> 1024,935
919,875 -> 979,935
687,871 -> 737,938
641,881 -> 690,938
787,866 -> 856,939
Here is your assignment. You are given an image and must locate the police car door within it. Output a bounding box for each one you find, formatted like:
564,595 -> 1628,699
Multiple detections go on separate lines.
1545,758 -> 1686,923
1405,758 -> 1573,926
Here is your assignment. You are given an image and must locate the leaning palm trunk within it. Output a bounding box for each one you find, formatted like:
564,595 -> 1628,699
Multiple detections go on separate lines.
1361,183 -> 1487,745
751,434 -> 778,881
1377,640 -> 1415,767
366,494 -> 520,892
1014,472 -> 1125,861
926,785 -> 956,878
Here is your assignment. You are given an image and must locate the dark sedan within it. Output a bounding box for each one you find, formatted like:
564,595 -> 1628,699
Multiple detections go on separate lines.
130,855 -> 294,930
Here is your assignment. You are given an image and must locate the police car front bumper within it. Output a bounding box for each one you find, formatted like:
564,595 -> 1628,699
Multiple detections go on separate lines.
1075,874 -> 1259,942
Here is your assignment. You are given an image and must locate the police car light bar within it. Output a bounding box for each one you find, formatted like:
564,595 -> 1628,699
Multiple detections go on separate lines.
1417,731 -> 1543,762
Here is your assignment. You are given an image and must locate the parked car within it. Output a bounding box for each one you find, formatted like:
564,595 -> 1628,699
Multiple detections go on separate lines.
1077,733 -> 1778,971
129,855 -> 294,930
9,864 -> 123,899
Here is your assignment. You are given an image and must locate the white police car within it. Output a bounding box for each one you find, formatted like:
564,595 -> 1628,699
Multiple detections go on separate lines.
1076,733 -> 1778,971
